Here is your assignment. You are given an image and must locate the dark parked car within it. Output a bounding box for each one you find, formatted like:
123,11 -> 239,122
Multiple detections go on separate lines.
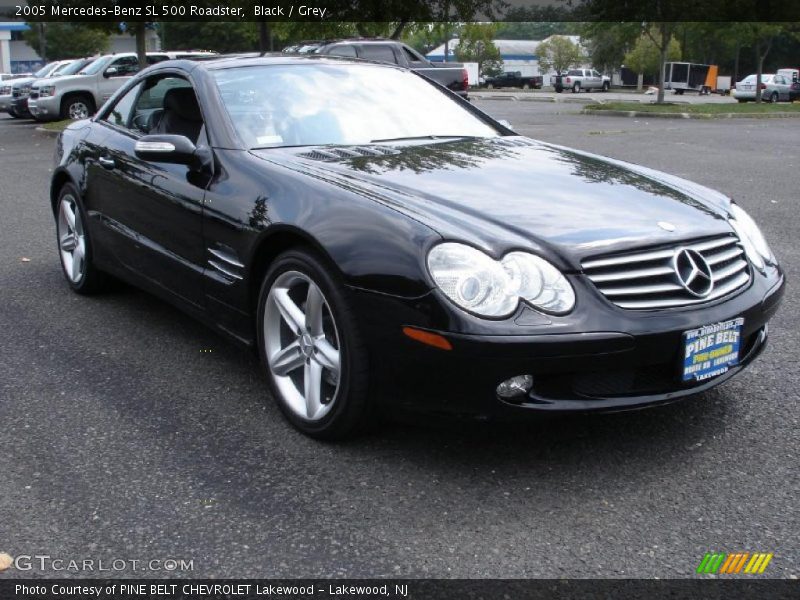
484,71 -> 543,90
51,55 -> 784,439
284,38 -> 469,98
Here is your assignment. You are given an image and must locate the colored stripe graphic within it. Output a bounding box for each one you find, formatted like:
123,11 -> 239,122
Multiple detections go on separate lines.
698,552 -> 772,574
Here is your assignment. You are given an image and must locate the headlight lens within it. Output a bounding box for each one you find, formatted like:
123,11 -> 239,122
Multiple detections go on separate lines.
427,243 -> 575,317
729,204 -> 773,269
38,85 -> 55,97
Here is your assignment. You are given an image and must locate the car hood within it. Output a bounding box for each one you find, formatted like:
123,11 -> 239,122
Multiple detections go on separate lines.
39,74 -> 86,87
253,137 -> 735,270
11,76 -> 37,89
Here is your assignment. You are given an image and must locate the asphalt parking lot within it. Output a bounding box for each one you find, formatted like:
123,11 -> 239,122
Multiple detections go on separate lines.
0,104 -> 797,579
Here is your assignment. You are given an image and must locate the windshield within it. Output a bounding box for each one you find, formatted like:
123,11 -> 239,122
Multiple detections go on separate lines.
34,63 -> 58,78
58,59 -> 92,76
214,63 -> 498,149
79,56 -> 112,76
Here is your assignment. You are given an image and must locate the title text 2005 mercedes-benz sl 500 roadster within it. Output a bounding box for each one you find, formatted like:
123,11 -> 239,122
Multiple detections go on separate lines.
51,55 -> 784,438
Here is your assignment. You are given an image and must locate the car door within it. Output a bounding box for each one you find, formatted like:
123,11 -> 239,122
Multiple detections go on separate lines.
591,70 -> 602,89
84,73 -> 208,307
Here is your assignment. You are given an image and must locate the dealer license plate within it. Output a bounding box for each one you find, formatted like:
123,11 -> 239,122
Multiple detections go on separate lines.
682,318 -> 744,382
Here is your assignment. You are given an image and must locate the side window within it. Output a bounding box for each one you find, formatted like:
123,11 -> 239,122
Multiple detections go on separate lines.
103,82 -> 142,129
328,45 -> 357,58
131,75 -> 204,144
402,46 -> 425,66
108,56 -> 139,77
592,70 -> 601,77
358,45 -> 398,64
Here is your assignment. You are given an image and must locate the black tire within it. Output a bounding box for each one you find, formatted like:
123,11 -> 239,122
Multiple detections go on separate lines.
55,183 -> 108,294
522,83 -> 530,90
8,107 -> 21,119
602,82 -> 610,92
60,93 -> 95,120
555,86 -> 563,93
769,92 -> 779,103
737,98 -> 747,103
572,82 -> 581,93
257,248 -> 371,440
486,83 -> 494,89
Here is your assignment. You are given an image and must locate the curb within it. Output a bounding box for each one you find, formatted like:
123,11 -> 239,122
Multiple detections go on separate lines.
35,126 -> 61,136
581,109 -> 800,119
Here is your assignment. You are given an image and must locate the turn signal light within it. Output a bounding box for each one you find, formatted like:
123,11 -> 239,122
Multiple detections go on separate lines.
402,327 -> 453,350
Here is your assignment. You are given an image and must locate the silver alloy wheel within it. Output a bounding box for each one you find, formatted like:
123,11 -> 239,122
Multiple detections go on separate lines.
68,101 -> 89,120
57,194 -> 86,283
264,271 -> 341,421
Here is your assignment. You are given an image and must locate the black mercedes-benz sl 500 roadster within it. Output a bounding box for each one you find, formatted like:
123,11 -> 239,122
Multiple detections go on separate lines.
51,54 -> 784,438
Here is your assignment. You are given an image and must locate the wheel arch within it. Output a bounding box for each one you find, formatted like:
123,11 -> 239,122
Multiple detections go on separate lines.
50,168 -> 79,215
247,225 -> 342,317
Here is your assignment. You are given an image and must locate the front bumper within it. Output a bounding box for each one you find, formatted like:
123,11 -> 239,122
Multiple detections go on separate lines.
28,95 -> 59,120
10,96 -> 30,116
351,267 -> 784,418
0,94 -> 11,112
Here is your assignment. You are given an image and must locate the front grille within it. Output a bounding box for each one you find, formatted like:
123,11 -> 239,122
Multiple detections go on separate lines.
582,235 -> 751,309
29,90 -> 39,100
12,89 -> 20,98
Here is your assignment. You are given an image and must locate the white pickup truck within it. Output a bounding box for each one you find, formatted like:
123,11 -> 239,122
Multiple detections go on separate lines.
551,68 -> 611,93
29,51 -> 214,121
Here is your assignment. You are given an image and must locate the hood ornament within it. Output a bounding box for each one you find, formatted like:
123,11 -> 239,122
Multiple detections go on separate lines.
673,248 -> 714,297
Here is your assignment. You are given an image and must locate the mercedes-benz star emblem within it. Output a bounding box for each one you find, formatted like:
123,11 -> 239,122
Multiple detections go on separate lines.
673,248 -> 714,297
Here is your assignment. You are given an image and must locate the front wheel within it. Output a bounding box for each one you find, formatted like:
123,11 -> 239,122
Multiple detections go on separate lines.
61,94 -> 95,120
55,184 -> 108,294
258,249 -> 371,439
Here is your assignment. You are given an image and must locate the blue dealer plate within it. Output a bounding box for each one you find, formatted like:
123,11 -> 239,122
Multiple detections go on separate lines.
682,318 -> 744,382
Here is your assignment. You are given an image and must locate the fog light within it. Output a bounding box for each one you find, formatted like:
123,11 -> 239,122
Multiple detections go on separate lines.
496,375 -> 533,399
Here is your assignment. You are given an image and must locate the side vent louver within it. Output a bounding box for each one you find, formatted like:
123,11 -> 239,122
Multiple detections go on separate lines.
208,247 -> 244,282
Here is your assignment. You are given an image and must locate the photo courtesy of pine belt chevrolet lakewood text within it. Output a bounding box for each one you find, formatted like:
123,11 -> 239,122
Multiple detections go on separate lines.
50,54 -> 785,439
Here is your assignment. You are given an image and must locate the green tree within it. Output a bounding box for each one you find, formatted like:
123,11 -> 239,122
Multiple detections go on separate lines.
536,35 -> 584,74
624,29 -> 681,79
733,23 -> 788,102
455,23 -> 502,77
23,23 -> 109,60
161,22 -> 259,53
580,22 -> 641,73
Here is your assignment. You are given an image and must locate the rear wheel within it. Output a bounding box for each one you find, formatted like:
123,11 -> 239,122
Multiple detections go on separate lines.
258,249 -> 371,439
61,94 -> 95,120
522,83 -> 530,90
486,83 -> 494,89
602,81 -> 610,92
572,82 -> 581,93
769,91 -> 779,103
55,184 -> 108,294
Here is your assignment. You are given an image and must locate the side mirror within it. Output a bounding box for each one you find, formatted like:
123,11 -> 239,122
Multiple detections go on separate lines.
497,119 -> 514,131
104,67 -> 119,78
134,134 -> 211,171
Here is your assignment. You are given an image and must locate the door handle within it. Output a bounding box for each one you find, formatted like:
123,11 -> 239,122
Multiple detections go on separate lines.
98,156 -> 115,170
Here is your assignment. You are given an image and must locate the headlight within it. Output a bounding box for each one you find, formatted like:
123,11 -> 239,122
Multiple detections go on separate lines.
38,85 -> 55,97
427,242 -> 575,318
729,203 -> 774,269
0,85 -> 11,95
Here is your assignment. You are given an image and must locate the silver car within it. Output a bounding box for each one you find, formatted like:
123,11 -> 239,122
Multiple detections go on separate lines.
733,74 -> 792,103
